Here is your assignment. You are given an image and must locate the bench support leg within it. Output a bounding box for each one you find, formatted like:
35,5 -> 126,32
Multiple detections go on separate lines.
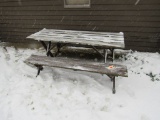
35,65 -> 43,77
112,76 -> 116,94
107,76 -> 116,94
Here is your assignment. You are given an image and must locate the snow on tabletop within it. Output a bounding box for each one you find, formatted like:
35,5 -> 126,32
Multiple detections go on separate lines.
27,28 -> 124,48
0,45 -> 160,120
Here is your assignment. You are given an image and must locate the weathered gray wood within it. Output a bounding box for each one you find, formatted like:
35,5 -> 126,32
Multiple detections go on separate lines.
27,28 -> 125,49
25,55 -> 128,77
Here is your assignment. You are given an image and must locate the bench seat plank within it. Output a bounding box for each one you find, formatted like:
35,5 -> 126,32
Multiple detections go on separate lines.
27,28 -> 125,49
25,55 -> 128,77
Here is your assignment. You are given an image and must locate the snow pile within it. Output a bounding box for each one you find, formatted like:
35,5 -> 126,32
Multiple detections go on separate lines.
0,46 -> 160,120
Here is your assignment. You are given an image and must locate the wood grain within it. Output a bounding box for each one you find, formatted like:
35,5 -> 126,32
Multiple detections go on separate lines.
25,55 -> 128,77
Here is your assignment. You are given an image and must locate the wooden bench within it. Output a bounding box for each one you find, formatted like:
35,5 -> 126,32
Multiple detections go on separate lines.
25,55 -> 128,94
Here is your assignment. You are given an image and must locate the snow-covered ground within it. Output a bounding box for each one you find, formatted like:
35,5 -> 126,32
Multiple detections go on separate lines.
0,45 -> 160,120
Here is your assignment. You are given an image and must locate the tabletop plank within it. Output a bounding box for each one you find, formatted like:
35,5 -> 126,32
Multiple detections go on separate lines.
27,28 -> 125,49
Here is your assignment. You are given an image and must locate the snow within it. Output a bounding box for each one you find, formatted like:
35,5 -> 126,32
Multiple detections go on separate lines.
135,0 -> 141,5
0,45 -> 160,120
72,65 -> 89,71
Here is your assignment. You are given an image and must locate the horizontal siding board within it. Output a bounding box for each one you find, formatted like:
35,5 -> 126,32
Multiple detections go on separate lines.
1,5 -> 160,11
0,1 -> 61,6
93,0 -> 160,5
1,21 -> 160,28
2,10 -> 160,16
1,25 -> 160,34
125,38 -> 160,42
125,46 -> 160,52
125,41 -> 160,46
2,16 -> 160,22
1,22 -> 160,34
1,25 -> 160,33
0,0 -> 160,5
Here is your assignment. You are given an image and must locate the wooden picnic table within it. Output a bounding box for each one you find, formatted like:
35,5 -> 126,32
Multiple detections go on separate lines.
27,28 -> 125,62
25,29 -> 127,94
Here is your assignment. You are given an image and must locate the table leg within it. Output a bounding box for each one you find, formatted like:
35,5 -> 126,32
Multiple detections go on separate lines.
46,41 -> 51,56
109,48 -> 115,62
55,43 -> 61,57
40,41 -> 54,57
112,49 -> 115,61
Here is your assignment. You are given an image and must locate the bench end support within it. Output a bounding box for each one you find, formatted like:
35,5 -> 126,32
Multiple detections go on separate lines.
112,76 -> 116,94
35,65 -> 43,77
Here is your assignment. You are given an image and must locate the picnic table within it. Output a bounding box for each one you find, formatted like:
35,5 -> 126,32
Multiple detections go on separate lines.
25,28 -> 127,94
27,28 -> 125,62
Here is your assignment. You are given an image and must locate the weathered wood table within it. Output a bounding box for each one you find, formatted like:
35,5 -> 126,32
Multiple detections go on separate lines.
27,28 -> 125,62
26,29 -> 127,94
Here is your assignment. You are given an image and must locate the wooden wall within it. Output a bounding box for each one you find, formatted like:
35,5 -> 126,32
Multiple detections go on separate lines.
0,0 -> 160,52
